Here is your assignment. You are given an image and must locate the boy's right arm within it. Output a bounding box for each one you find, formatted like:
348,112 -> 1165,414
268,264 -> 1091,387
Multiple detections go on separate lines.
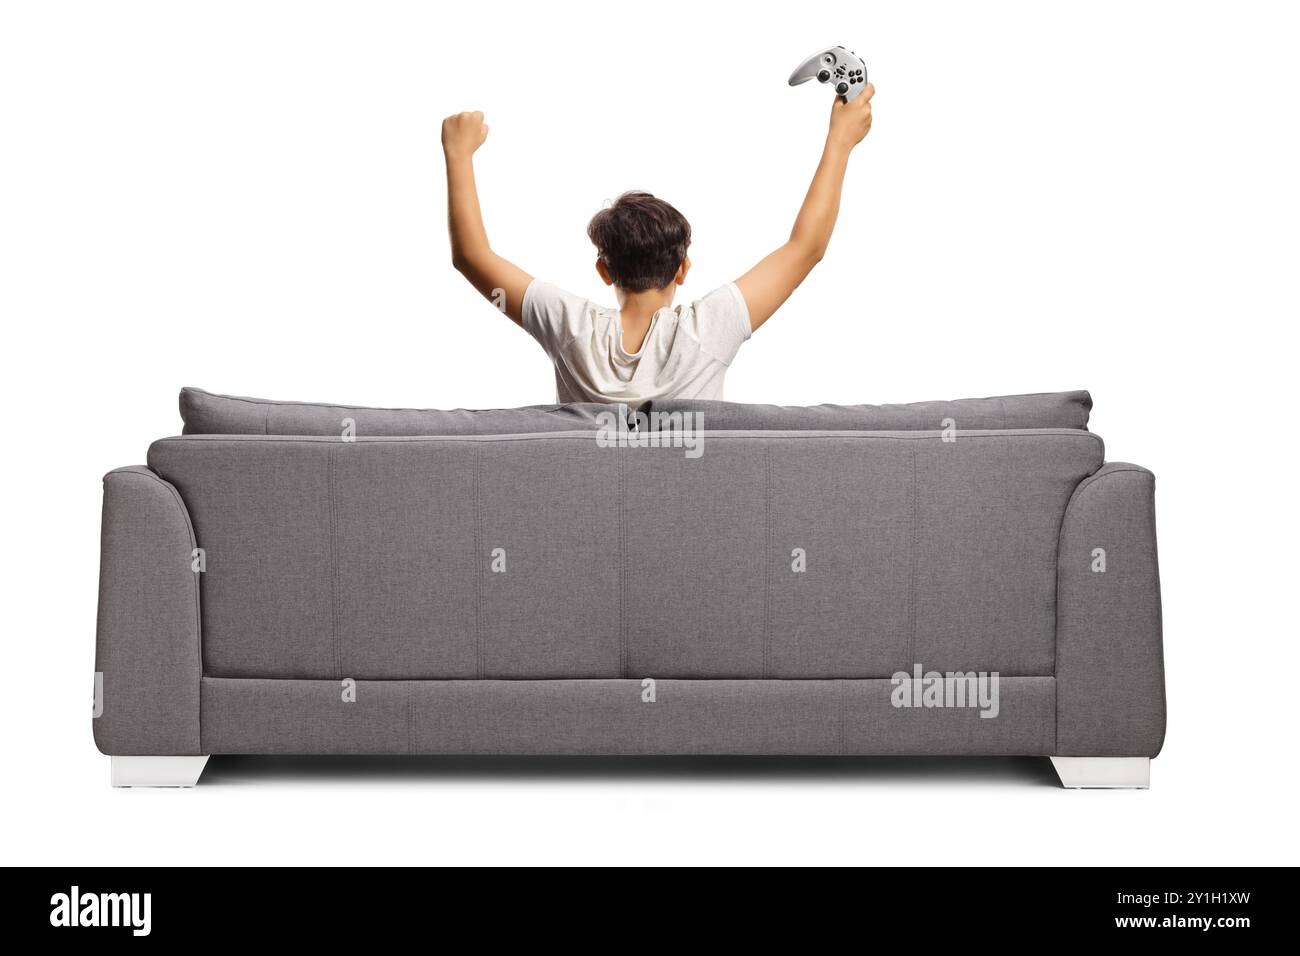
734,84 -> 874,332
443,111 -> 533,325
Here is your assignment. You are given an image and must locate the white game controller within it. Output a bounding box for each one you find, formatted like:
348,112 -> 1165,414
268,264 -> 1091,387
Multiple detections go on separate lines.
788,46 -> 868,101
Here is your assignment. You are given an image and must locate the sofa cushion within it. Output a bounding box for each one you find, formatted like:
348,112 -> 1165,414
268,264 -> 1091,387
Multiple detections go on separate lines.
180,387 -> 621,436
642,391 -> 1091,431
181,387 -> 1091,436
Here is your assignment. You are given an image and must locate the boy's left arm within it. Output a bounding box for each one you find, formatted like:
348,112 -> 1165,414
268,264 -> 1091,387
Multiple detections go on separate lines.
734,84 -> 873,332
443,111 -> 533,325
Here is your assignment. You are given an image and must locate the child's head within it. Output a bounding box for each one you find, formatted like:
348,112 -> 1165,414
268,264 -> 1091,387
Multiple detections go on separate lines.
587,191 -> 691,294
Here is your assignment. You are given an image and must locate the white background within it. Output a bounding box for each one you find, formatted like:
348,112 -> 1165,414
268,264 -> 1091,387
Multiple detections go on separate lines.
1,0 -> 1297,865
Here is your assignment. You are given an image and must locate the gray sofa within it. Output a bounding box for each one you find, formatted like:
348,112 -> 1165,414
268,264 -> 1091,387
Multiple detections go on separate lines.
93,388 -> 1165,788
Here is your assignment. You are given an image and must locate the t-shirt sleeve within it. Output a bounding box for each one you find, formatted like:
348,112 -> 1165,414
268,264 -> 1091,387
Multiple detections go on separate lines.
521,279 -> 589,358
686,282 -> 753,365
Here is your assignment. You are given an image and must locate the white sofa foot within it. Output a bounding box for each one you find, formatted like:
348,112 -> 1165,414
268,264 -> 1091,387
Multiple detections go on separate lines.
1050,756 -> 1150,789
111,755 -> 210,787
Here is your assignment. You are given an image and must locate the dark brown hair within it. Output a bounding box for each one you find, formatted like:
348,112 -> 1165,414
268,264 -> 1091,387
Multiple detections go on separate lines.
586,191 -> 691,292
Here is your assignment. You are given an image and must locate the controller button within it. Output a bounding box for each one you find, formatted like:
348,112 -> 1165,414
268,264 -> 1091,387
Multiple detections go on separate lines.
836,82 -> 848,95
817,69 -> 830,82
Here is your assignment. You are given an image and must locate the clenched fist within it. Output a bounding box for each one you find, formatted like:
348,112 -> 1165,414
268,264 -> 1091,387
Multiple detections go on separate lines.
442,111 -> 488,161
827,83 -> 874,151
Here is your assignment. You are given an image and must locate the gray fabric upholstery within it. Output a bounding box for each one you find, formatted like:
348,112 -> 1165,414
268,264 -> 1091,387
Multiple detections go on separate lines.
180,386 -> 621,436
643,390 -> 1091,431
93,467 -> 202,756
624,431 -> 1103,677
1056,463 -> 1166,757
147,429 -> 1102,681
200,677 -> 1056,755
94,396 -> 1166,766
180,387 -> 1090,435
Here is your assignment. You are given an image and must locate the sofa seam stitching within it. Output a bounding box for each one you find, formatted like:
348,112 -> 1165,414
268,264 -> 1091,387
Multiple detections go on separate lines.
154,430 -> 1103,446
201,675 -> 1055,683
907,445 -> 919,670
328,444 -> 341,681
406,681 -> 414,754
618,442 -> 628,678
474,445 -> 484,680
763,446 -> 772,679
837,679 -> 847,755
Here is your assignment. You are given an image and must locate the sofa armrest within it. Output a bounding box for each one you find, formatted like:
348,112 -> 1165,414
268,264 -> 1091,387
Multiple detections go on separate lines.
1055,463 -> 1166,757
93,466 -> 203,755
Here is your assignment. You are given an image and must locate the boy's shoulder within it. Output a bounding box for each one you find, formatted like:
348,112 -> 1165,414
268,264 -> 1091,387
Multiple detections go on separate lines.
526,278 -> 743,318
521,280 -> 607,349
678,283 -> 752,358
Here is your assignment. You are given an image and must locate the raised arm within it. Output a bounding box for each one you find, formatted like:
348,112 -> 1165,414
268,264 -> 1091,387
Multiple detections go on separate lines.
734,85 -> 874,331
442,111 -> 533,324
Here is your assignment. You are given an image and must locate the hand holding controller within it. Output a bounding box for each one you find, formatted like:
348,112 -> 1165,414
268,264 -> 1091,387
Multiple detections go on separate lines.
788,46 -> 868,101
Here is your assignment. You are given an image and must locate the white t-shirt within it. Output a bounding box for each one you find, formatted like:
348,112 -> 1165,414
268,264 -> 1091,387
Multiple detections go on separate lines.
521,279 -> 752,405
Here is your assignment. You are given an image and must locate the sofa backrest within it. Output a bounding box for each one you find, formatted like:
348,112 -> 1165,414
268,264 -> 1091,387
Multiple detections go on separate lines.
641,391 -> 1092,431
179,387 -> 1091,435
179,387 -> 621,436
149,428 -> 1103,683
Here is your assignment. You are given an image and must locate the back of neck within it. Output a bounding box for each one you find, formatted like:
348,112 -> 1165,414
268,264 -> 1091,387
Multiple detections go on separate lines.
616,288 -> 675,326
